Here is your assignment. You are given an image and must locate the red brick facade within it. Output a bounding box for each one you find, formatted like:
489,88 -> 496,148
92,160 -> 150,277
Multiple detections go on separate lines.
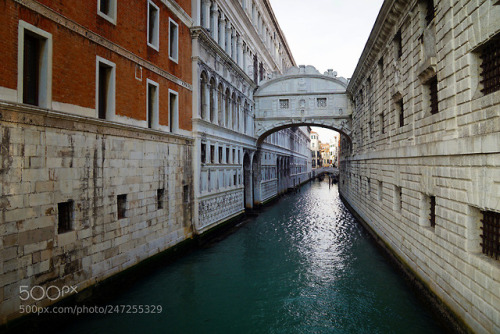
0,0 -> 192,130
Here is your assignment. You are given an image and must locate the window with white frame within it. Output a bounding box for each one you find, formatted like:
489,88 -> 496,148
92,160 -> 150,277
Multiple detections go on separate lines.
97,0 -> 117,24
147,0 -> 160,50
146,79 -> 159,129
96,56 -> 116,120
317,98 -> 327,108
169,18 -> 179,63
169,89 -> 179,133
18,21 -> 52,108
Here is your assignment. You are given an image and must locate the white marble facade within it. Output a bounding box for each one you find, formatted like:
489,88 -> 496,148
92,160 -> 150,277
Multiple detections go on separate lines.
191,0 -> 310,233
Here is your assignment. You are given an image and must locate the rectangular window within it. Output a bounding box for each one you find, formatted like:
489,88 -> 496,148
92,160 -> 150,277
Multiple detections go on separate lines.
210,145 -> 215,163
96,57 -> 116,120
218,147 -> 223,163
98,0 -> 117,24
169,18 -> 179,63
379,112 -> 385,134
117,194 -> 127,219
279,99 -> 289,109
394,30 -> 402,59
226,147 -> 230,163
424,0 -> 435,26
428,76 -> 439,115
146,79 -> 159,129
233,174 -> 237,187
378,57 -> 384,78
147,0 -> 160,50
169,90 -> 179,133
19,21 -> 52,108
233,149 -> 236,164
157,188 -> 164,209
480,211 -> 500,260
317,98 -> 327,108
397,99 -> 404,127
479,34 -> 500,96
429,196 -> 436,228
58,201 -> 73,234
394,185 -> 402,212
238,150 -> 241,164
183,185 -> 190,203
201,143 -> 206,163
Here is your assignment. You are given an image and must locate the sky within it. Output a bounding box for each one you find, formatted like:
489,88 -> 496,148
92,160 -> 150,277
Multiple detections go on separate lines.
269,0 -> 384,143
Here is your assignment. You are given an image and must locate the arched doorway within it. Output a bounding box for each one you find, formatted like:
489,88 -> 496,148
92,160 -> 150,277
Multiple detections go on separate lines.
243,153 -> 253,209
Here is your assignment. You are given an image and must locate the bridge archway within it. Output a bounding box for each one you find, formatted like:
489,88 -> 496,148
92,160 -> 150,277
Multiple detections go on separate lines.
254,65 -> 353,144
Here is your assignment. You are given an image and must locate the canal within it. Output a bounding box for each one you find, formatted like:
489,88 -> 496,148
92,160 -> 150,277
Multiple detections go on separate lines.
38,180 -> 447,333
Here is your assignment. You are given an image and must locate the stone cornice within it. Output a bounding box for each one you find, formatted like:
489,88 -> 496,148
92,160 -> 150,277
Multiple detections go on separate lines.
0,101 -> 194,143
160,0 -> 193,27
347,0 -> 412,94
191,26 -> 257,90
15,0 -> 193,91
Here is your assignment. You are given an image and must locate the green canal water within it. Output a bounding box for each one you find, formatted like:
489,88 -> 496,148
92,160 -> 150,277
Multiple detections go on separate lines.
46,180 -> 447,333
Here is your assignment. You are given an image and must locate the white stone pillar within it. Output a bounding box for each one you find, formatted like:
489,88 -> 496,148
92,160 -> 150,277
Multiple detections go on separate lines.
193,0 -> 201,26
211,3 -> 219,42
201,0 -> 211,30
220,91 -> 226,127
219,14 -> 226,50
242,44 -> 247,73
237,37 -> 243,67
204,82 -> 211,121
226,23 -> 232,54
231,30 -> 237,61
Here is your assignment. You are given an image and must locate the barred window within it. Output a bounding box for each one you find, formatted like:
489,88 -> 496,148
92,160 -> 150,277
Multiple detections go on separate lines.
279,99 -> 289,109
481,211 -> 500,260
479,35 -> 500,95
317,98 -> 327,108
429,76 -> 439,114
429,196 -> 436,228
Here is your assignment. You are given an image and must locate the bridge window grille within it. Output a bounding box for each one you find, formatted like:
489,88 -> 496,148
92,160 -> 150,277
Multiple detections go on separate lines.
481,211 -> 500,260
479,35 -> 500,95
429,196 -> 436,227
317,98 -> 327,108
58,201 -> 73,234
279,99 -> 289,109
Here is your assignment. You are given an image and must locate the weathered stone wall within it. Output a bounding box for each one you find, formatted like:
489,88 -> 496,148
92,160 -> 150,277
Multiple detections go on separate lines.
0,102 -> 193,324
340,0 -> 500,333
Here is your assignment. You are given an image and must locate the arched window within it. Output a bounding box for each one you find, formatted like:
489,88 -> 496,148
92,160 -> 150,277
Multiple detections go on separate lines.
209,77 -> 216,123
243,101 -> 249,134
225,88 -> 231,128
236,97 -> 241,132
218,83 -> 224,126
232,92 -> 237,130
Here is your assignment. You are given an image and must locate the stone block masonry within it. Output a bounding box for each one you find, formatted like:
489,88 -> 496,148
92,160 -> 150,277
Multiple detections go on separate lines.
0,102 -> 193,324
340,0 -> 500,333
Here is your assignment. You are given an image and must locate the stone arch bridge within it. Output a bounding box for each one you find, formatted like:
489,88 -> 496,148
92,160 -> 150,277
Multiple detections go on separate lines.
254,65 -> 352,143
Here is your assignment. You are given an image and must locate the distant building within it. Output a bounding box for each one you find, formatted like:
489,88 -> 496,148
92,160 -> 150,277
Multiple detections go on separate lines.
310,131 -> 321,168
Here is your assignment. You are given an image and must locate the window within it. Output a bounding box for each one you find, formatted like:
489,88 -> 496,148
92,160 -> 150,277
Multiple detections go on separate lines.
423,0 -> 435,26
157,188 -> 165,209
379,112 -> 385,134
394,30 -> 402,59
378,57 -> 384,78
233,174 -> 237,186
117,194 -> 127,219
279,99 -> 289,109
18,21 -> 52,108
98,0 -> 117,24
317,98 -> 327,108
219,147 -> 223,163
397,99 -> 404,127
169,19 -> 179,63
428,76 -> 439,114
201,143 -> 206,163
183,185 -> 190,203
429,196 -> 436,228
58,201 -> 73,234
232,149 -> 236,163
146,79 -> 159,129
169,90 -> 179,132
96,57 -> 116,120
210,145 -> 215,163
478,34 -> 500,96
394,185 -> 402,212
480,211 -> 500,260
147,0 -> 160,50
226,147 -> 230,163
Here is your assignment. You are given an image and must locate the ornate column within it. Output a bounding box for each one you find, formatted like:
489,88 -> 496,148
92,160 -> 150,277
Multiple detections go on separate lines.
201,0 -> 211,29
211,3 -> 219,42
204,82 -> 211,121
226,22 -> 232,55
219,14 -> 226,50
231,30 -> 237,61
237,36 -> 243,68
